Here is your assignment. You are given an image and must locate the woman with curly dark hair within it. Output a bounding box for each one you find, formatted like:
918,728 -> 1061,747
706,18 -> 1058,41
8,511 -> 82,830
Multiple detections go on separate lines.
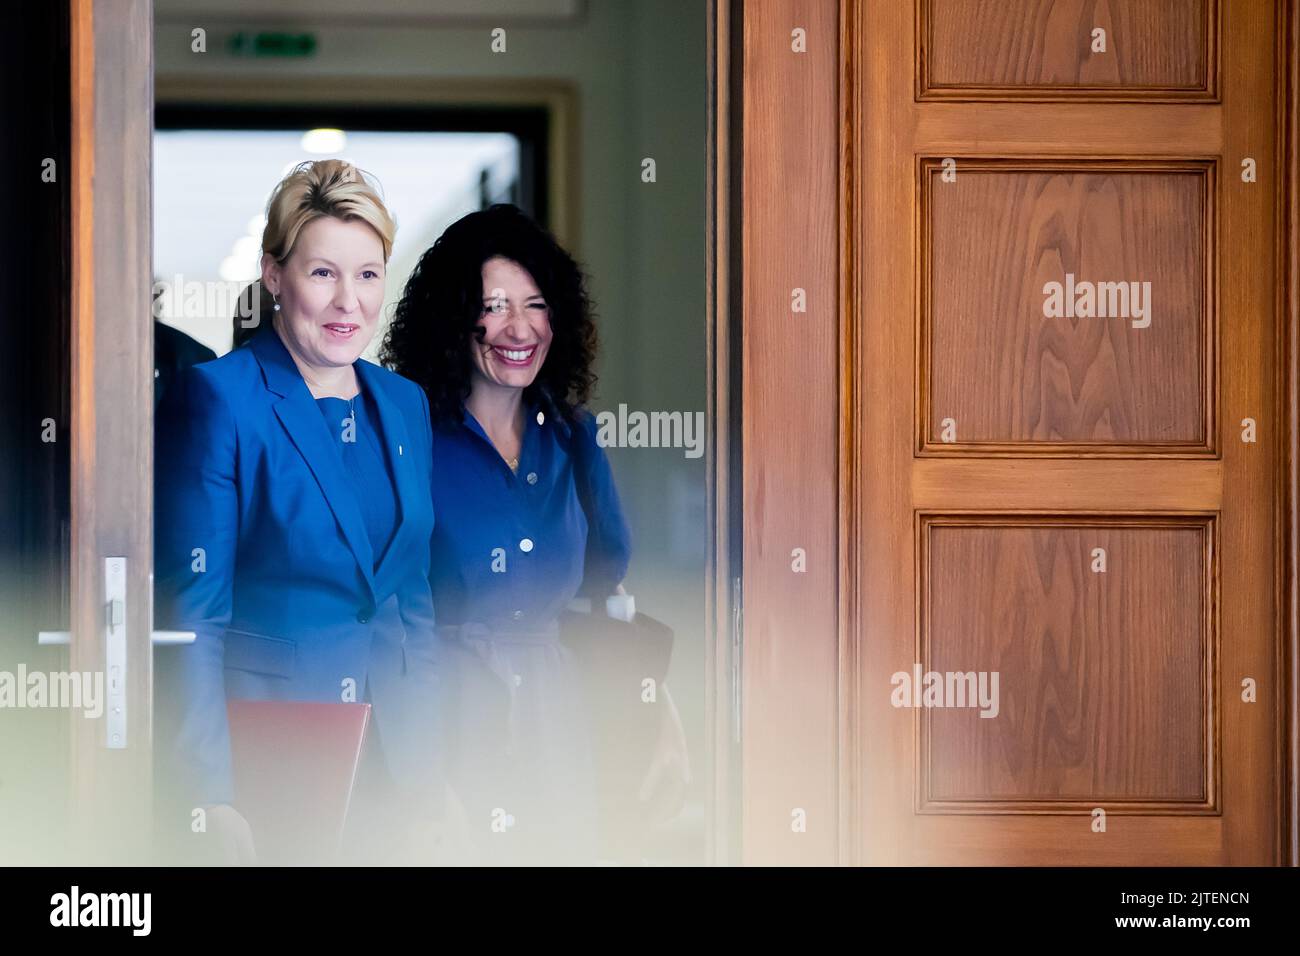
381,204 -> 689,864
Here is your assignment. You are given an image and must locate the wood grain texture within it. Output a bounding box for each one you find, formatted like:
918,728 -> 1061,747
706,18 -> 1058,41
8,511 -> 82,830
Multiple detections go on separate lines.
913,104 -> 1223,154
843,0 -> 1281,865
913,459 -> 1223,510
1215,0 -> 1278,867
921,160 -> 1214,453
919,0 -> 1218,101
919,516 -> 1214,810
69,0 -> 155,863
741,0 -> 840,865
1282,0 -> 1300,869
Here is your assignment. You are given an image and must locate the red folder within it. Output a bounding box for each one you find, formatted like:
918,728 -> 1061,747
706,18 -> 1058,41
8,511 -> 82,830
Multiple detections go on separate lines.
226,700 -> 370,865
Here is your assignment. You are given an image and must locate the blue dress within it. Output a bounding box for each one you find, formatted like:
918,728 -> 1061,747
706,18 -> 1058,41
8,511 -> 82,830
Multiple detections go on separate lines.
429,396 -> 631,864
312,386 -> 411,860
314,389 -> 399,571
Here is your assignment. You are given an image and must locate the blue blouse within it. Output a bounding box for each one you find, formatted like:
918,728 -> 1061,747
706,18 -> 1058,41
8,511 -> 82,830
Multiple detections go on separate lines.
316,386 -> 400,572
428,398 -> 631,632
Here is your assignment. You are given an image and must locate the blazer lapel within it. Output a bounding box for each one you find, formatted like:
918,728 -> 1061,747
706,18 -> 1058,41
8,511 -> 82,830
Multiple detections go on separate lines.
250,327 -> 377,595
355,360 -> 419,590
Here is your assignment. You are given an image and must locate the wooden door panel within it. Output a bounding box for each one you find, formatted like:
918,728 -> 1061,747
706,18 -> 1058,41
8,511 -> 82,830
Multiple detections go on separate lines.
846,0 -> 1281,865
922,159 -> 1214,453
919,515 -> 1214,810
919,0 -> 1218,100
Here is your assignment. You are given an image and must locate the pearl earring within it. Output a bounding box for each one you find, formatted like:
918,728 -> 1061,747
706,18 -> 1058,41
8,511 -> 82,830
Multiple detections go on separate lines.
272,294 -> 281,312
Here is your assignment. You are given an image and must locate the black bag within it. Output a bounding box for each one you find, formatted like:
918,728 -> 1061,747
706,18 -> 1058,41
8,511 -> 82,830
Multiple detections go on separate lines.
557,405 -> 676,858
559,607 -> 674,860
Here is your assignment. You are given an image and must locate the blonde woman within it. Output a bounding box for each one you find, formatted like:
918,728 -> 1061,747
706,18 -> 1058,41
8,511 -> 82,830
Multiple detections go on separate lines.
154,160 -> 442,864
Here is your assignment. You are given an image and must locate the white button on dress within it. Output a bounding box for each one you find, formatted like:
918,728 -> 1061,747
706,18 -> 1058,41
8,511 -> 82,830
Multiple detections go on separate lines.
519,538 -> 534,553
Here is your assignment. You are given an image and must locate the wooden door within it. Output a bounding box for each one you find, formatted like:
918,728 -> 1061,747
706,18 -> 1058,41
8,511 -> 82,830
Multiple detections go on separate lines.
843,0 -> 1289,865
0,0 -> 155,866
67,0 -> 156,863
738,0 -> 1298,865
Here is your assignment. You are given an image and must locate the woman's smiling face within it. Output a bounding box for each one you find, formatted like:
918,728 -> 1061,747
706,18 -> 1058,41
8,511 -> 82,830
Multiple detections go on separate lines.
470,256 -> 553,390
264,215 -> 387,370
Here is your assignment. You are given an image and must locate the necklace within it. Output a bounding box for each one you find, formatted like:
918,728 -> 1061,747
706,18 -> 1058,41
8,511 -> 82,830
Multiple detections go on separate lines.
316,382 -> 356,421
465,400 -> 523,473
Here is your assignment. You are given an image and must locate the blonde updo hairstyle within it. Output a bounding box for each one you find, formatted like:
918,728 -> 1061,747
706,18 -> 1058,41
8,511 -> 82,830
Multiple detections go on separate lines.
233,159 -> 396,348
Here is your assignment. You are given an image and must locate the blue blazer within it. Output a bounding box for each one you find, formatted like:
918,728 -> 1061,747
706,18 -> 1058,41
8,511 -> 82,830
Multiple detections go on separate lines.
154,325 -> 439,811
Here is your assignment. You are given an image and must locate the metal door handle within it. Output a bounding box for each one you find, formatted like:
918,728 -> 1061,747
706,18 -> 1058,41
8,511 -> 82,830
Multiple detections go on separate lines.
38,630 -> 196,645
35,557 -> 195,749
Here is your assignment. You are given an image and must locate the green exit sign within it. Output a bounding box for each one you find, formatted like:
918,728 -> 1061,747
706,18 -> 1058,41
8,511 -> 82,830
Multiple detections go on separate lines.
227,31 -> 317,58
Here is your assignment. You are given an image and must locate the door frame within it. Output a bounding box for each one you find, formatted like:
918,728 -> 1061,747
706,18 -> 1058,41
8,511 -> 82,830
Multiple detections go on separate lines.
737,0 -> 1300,866
734,0 -> 843,865
68,0 -> 155,862
152,75 -> 580,254
706,0 -> 743,867
1279,0 -> 1300,868
65,0 -> 1300,870
72,0 -> 743,867
838,0 -> 1300,867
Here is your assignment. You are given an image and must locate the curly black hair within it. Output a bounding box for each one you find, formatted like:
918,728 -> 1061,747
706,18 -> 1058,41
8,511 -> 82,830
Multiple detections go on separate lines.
380,204 -> 598,424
